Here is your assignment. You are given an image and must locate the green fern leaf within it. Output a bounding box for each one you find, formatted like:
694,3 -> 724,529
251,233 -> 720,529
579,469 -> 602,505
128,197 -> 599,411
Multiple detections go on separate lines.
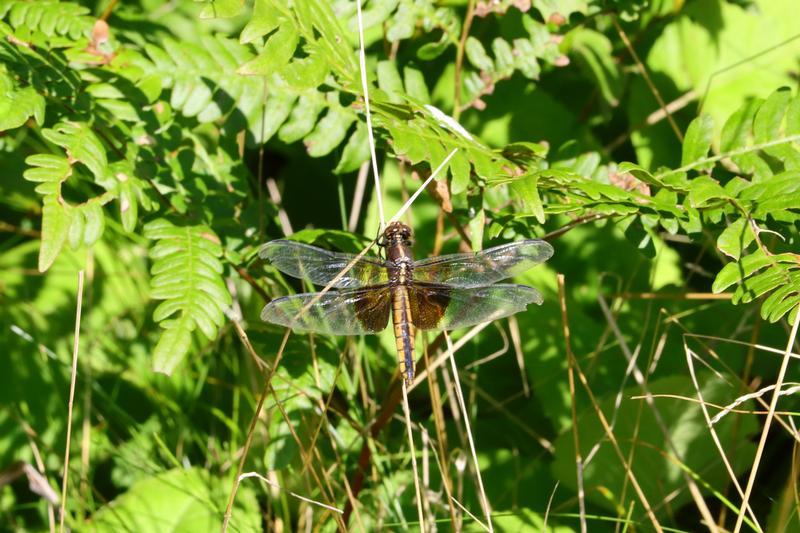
0,70 -> 45,131
41,122 -> 108,180
5,1 -> 94,39
144,219 -> 231,375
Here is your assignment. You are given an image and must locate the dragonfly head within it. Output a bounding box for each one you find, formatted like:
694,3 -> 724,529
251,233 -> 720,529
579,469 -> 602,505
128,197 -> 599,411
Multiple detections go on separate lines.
379,222 -> 413,248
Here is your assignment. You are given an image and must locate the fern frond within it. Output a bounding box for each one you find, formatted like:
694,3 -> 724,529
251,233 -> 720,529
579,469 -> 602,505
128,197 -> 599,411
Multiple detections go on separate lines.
136,35 -> 262,125
144,219 -> 231,375
0,68 -> 44,131
1,1 -> 94,39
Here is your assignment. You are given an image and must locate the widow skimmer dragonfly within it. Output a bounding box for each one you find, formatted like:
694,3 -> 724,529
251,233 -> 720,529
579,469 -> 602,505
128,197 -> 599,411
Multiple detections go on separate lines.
259,222 -> 553,383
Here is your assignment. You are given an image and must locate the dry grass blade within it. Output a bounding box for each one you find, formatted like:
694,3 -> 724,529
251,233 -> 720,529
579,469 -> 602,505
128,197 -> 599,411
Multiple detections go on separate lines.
222,327 -> 293,533
444,331 -> 494,532
734,307 -> 800,533
59,270 -> 85,533
597,293 -> 718,530
507,316 -> 531,397
569,333 -> 663,531
683,343 -> 762,530
348,162 -> 370,232
238,472 -> 343,513
355,0 -> 384,228
611,14 -> 683,142
542,481 -> 559,533
557,275 -> 587,533
401,381 -> 426,531
388,149 -> 457,225
266,177 -> 293,236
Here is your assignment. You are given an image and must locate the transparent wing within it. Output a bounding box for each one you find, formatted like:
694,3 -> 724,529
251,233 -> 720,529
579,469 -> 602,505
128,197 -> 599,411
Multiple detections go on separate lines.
260,240 -> 388,289
412,240 -> 553,288
260,286 -> 391,335
409,282 -> 543,331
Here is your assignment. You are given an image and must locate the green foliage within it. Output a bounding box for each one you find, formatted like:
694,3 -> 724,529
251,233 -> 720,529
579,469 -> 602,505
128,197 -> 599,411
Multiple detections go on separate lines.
144,219 -> 232,374
89,467 -> 261,531
2,0 -> 800,531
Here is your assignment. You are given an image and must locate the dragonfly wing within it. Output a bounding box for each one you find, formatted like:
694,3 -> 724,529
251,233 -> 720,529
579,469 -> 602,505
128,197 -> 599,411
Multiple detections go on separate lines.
260,240 -> 388,288
409,282 -> 543,331
260,286 -> 391,335
412,240 -> 553,288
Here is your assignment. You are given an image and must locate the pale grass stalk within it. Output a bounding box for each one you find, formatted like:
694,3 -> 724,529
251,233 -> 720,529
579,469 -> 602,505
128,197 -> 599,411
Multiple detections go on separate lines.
270,388 -> 343,525
450,496 -> 488,531
630,392 -> 798,421
611,15 -> 682,142
410,321 -> 491,390
711,383 -> 800,426
355,0 -> 384,228
457,372 -> 554,453
222,329 -> 292,533
507,316 -> 531,397
23,424 -> 56,533
59,270 -> 84,533
226,321 -> 345,531
671,316 -> 800,444
542,481 -> 559,533
266,177 -> 293,236
463,323 -> 509,369
444,331 -> 493,532
684,344 -> 762,530
238,472 -> 343,513
401,380 -> 426,531
348,162 -> 370,232
557,275 -> 586,533
420,428 -> 434,524
597,294 -> 717,530
388,149 -> 457,225
79,255 -> 94,517
734,307 -> 800,533
569,341 -> 662,531
684,333 -> 800,360
422,341 -> 460,528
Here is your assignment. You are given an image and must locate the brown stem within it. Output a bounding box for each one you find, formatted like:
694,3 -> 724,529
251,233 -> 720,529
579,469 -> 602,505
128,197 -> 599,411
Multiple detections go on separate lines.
452,0 -> 476,121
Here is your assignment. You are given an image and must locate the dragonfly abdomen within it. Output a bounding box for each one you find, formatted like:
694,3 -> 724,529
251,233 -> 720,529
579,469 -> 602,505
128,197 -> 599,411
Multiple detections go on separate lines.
391,283 -> 416,383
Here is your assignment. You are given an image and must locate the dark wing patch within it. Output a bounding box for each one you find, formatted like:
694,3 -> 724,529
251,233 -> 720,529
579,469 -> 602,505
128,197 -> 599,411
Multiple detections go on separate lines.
412,240 -> 553,288
408,283 -> 451,330
260,286 -> 391,335
409,282 -> 543,331
259,240 -> 388,289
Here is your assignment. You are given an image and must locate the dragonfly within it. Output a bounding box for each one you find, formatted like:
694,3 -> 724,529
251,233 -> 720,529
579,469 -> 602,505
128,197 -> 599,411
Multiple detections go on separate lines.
259,222 -> 553,383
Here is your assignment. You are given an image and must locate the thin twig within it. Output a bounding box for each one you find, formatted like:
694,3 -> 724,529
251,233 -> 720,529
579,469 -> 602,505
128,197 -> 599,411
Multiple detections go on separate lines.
734,307 -> 800,533
614,292 -> 732,300
453,0 -> 477,121
611,15 -> 683,142
59,270 -> 85,533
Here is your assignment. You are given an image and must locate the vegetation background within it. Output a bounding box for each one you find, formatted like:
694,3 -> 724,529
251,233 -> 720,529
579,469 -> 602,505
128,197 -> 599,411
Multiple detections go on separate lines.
2,0 -> 800,531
